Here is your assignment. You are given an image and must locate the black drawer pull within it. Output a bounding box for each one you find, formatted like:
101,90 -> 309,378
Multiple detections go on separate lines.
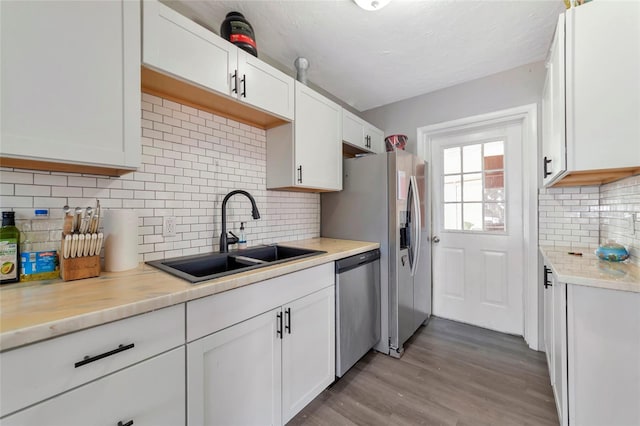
543,266 -> 552,289
231,70 -> 238,94
543,156 -> 552,178
75,343 -> 135,368
117,420 -> 134,426
276,312 -> 283,339
285,307 -> 291,334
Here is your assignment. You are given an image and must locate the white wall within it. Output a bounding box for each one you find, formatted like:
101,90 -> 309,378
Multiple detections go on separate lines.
362,61 -> 546,154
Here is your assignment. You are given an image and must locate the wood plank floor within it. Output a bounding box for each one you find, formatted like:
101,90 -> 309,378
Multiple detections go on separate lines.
290,317 -> 558,426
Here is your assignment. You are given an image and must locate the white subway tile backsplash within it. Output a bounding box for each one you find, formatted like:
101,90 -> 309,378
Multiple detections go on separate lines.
1,94 -> 319,263
540,175 -> 640,263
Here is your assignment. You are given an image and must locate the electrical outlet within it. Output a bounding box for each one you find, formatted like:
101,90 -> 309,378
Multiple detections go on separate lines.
163,216 -> 177,237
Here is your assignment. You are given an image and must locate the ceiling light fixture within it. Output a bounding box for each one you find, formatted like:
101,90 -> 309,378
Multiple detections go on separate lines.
354,0 -> 391,11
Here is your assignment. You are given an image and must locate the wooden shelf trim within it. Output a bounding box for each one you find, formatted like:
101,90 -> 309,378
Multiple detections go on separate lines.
141,66 -> 289,131
551,167 -> 640,187
0,157 -> 135,177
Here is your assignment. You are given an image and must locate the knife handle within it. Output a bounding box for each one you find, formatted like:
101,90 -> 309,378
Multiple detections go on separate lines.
63,235 -> 72,259
70,234 -> 79,258
89,233 -> 98,256
95,233 -> 104,256
77,234 -> 85,257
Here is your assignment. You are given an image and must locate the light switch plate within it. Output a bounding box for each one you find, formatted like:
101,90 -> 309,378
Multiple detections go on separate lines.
163,216 -> 177,237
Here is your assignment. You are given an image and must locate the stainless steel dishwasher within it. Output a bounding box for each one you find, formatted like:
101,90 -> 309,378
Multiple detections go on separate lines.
335,249 -> 381,377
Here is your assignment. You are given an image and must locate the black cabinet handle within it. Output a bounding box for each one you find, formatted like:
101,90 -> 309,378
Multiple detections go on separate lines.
543,156 -> 552,178
241,74 -> 246,98
276,312 -> 283,339
231,71 -> 238,94
74,343 -> 135,368
117,420 -> 134,426
285,307 -> 291,334
297,165 -> 303,183
543,266 -> 552,289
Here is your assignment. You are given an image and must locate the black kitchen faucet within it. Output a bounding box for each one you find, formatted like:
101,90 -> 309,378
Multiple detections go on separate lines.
219,190 -> 260,253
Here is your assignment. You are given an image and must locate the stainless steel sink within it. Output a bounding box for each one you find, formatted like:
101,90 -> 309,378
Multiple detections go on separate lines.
146,245 -> 326,283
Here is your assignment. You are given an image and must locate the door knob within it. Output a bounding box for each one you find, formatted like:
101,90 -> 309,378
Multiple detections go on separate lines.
432,236 -> 440,243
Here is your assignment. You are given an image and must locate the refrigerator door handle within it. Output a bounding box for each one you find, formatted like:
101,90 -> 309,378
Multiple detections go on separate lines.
410,175 -> 422,277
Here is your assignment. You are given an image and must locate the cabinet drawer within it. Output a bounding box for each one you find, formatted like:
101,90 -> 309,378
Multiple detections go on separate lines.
2,347 -> 185,426
187,263 -> 334,342
0,304 -> 185,417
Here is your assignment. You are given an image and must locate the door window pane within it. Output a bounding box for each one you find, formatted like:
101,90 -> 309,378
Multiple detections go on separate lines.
463,173 -> 482,202
484,203 -> 505,232
441,140 -> 506,233
463,144 -> 482,173
444,175 -> 462,202
463,203 -> 482,230
484,141 -> 504,170
444,203 -> 462,230
443,147 -> 461,174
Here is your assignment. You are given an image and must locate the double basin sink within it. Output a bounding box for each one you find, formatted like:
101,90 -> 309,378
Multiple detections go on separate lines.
147,245 -> 326,283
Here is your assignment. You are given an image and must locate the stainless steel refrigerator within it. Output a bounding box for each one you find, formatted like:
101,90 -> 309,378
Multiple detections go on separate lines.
322,150 -> 431,357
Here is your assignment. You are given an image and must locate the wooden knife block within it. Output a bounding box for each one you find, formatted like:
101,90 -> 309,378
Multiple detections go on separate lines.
60,235 -> 101,281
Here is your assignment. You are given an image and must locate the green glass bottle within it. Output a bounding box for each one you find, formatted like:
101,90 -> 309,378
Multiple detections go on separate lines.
1,211 -> 20,284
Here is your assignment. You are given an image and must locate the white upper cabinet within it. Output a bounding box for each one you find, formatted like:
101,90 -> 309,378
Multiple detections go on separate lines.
142,0 -> 294,121
266,82 -> 342,192
342,109 -> 384,154
0,0 -> 140,174
142,0 -> 236,96
542,14 -> 566,186
367,125 -> 385,154
542,1 -> 640,187
237,50 -> 295,120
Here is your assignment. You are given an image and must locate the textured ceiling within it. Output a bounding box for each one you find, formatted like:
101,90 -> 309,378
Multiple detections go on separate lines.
165,0 -> 564,112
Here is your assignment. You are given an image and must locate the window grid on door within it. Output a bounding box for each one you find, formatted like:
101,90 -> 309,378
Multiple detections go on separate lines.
442,140 -> 506,232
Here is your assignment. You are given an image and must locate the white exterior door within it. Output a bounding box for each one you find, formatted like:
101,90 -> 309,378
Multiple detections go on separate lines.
431,122 -> 524,335
187,308 -> 282,426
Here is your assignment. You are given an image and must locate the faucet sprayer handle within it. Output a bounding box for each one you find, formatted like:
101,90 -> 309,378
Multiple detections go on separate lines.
228,231 -> 239,245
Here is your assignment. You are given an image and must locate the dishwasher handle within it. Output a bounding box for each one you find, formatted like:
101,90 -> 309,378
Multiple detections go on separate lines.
335,249 -> 381,274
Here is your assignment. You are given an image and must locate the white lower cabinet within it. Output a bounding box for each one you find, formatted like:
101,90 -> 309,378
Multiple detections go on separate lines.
551,278 -> 567,426
187,308 -> 283,426
567,285 -> 640,426
186,280 -> 335,426
282,287 -> 335,424
543,265 -> 640,426
542,268 -> 567,426
2,347 -> 185,426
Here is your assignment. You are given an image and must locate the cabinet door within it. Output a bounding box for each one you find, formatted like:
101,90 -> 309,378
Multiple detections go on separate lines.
542,14 -> 567,186
282,286 -> 335,423
187,308 -> 282,426
366,125 -> 385,154
2,348 -> 185,426
567,1 -> 640,171
294,82 -> 342,191
143,0 -> 236,97
552,279 -> 568,426
237,50 -> 294,120
342,109 -> 366,149
542,266 -> 554,382
567,285 -> 640,426
0,0 -> 140,169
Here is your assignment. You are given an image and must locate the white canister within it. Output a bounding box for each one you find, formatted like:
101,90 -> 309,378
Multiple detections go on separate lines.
103,209 -> 138,272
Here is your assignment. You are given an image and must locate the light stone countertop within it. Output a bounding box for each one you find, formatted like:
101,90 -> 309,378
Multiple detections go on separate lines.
0,238 -> 379,351
539,245 -> 640,293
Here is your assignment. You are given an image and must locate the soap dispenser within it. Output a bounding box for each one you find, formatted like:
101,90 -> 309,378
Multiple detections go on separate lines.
238,222 -> 247,249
